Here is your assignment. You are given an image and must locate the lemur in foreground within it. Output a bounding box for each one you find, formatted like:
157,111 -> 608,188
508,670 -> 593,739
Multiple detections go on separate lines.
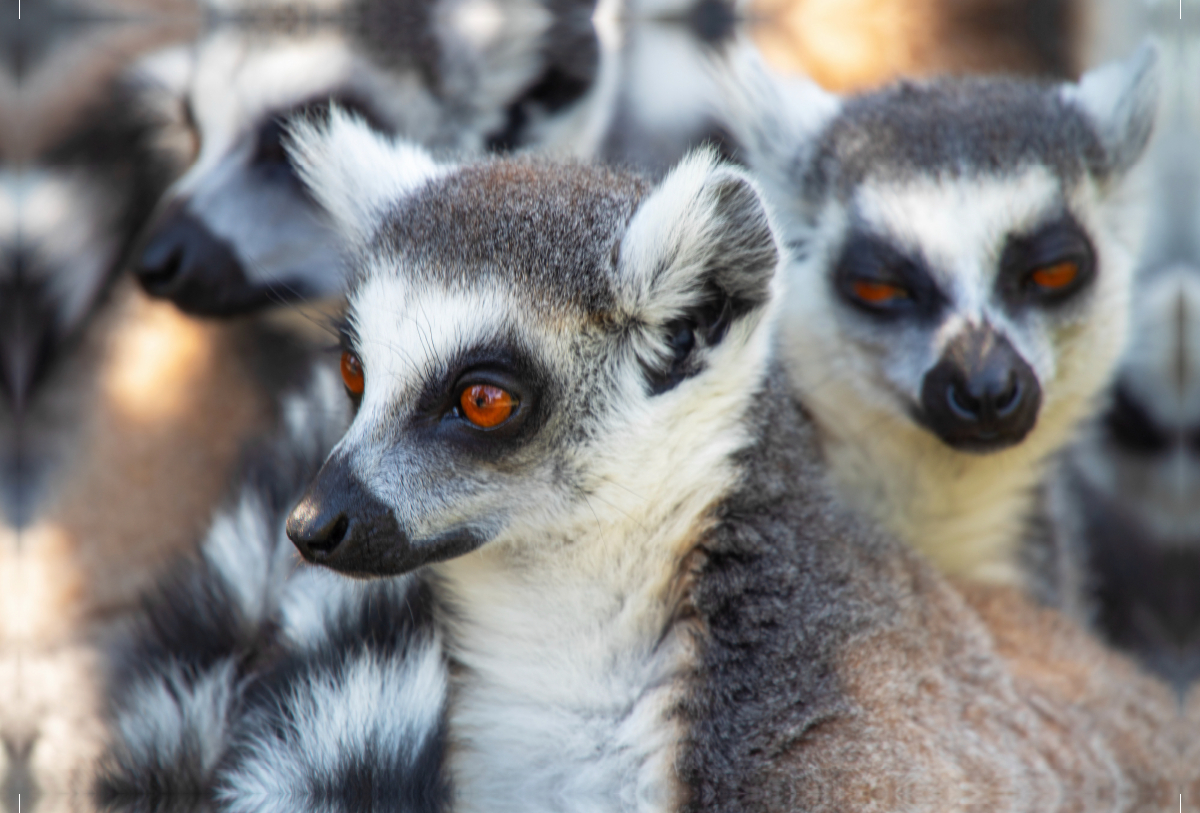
99,111 -> 1177,812
722,45 -> 1159,586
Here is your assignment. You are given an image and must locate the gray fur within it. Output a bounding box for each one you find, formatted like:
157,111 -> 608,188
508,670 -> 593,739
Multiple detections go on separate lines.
296,128 -> 1175,810
682,370 -> 1175,812
804,77 -> 1106,200
372,160 -> 651,315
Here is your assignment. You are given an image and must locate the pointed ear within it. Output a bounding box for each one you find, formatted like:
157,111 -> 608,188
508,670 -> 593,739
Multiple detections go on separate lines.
1061,41 -> 1160,178
286,107 -> 447,243
618,149 -> 781,394
711,39 -> 841,178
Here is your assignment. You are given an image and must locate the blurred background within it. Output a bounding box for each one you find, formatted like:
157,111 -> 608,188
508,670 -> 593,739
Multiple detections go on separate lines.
0,0 -> 1196,809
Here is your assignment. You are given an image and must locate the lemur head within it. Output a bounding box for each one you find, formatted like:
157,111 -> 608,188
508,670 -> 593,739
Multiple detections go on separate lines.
283,112 -> 780,577
127,0 -> 598,316
728,45 -> 1159,457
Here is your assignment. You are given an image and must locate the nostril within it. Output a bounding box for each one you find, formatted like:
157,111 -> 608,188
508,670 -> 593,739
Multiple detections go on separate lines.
287,505 -> 352,561
137,235 -> 186,288
993,377 -> 1022,417
309,515 -> 350,555
947,383 -> 981,421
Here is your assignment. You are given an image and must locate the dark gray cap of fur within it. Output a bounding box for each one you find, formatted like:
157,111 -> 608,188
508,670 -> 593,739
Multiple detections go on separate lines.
806,77 -> 1109,199
373,159 -> 650,316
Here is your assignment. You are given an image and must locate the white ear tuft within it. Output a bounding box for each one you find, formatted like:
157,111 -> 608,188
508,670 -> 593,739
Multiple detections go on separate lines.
286,108 -> 448,243
710,39 -> 841,178
1061,41 -> 1161,178
620,147 -> 780,328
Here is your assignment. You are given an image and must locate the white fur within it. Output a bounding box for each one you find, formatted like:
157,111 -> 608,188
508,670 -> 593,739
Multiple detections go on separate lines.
218,635 -> 447,808
203,366 -> 350,625
435,324 -> 771,812
713,39 -> 841,185
113,660 -> 240,780
1061,42 -> 1161,174
289,110 -> 450,246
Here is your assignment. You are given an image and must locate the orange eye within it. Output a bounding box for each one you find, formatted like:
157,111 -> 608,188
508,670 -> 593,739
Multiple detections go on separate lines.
1030,261 -> 1079,291
460,384 -> 517,428
851,280 -> 908,305
341,351 -> 364,395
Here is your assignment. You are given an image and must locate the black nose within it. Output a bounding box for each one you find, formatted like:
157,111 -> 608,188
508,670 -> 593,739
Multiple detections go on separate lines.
133,203 -> 267,316
920,326 -> 1042,453
286,501 -> 351,560
286,454 -> 410,575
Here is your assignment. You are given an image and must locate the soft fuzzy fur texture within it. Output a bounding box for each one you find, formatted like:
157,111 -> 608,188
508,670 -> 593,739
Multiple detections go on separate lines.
126,0 -> 603,316
97,369 -> 449,812
720,45 -> 1160,585
97,117 -> 1180,811
292,120 -> 1176,809
96,368 -> 351,798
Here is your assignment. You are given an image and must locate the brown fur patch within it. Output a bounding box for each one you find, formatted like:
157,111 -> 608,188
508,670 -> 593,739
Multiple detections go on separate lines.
770,570 -> 1175,810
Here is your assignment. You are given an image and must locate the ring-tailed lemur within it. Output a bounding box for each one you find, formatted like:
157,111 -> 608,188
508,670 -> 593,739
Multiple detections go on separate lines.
721,44 -> 1160,585
126,0 -> 607,316
99,112 -> 1177,811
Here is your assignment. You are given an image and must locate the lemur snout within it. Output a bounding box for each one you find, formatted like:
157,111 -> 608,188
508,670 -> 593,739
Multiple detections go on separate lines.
135,201 -> 267,316
288,453 -> 486,576
287,454 -> 405,574
920,326 -> 1041,453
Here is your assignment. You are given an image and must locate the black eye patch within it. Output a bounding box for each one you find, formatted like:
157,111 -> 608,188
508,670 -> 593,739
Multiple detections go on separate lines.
996,215 -> 1096,308
832,230 -> 945,322
405,341 -> 550,460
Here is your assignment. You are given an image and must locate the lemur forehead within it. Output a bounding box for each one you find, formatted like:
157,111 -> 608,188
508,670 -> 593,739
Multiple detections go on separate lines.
853,166 -> 1063,267
368,158 -> 651,317
807,78 -> 1106,199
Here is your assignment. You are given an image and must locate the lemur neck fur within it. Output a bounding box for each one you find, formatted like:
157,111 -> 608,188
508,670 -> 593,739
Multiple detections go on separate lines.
432,376 -> 759,812
802,374 -> 1069,583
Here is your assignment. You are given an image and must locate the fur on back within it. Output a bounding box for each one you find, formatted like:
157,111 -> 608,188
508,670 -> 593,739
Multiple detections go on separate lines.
679,372 -> 1178,812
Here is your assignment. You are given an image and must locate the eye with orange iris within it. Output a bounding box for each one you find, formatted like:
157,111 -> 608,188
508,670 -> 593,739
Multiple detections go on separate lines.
851,279 -> 909,305
340,351 -> 365,396
1029,260 -> 1079,291
460,384 -> 517,429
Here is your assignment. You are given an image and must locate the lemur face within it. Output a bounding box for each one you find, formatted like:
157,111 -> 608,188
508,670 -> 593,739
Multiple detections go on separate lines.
128,31 -> 415,315
282,114 -> 779,577
1073,269 -> 1200,544
804,166 -> 1114,453
733,45 -> 1159,456
126,1 -> 582,316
